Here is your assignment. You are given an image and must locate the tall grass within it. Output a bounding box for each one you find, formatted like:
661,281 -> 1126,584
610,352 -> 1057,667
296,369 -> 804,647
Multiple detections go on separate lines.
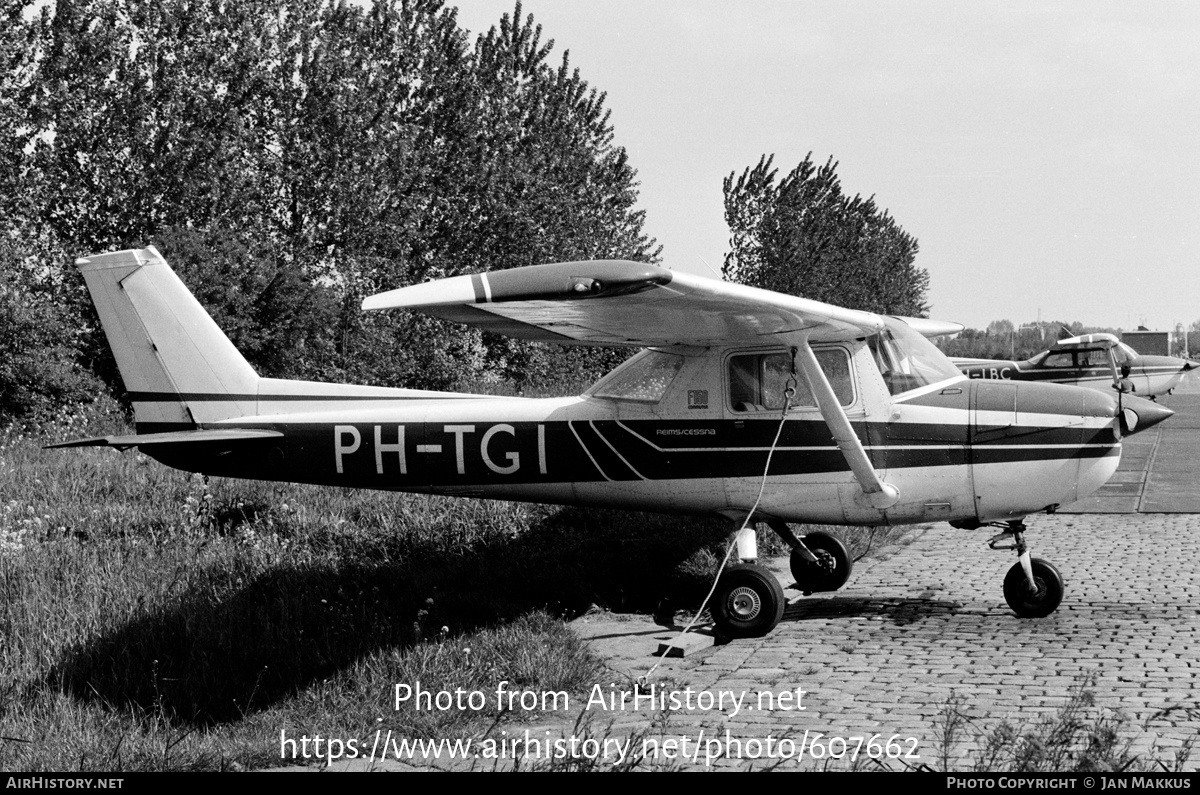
929,674 -> 1193,773
1,400 -> 740,770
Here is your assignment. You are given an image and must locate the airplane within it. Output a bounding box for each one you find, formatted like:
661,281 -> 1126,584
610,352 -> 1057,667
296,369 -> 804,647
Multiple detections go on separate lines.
953,332 -> 1198,400
50,247 -> 1175,639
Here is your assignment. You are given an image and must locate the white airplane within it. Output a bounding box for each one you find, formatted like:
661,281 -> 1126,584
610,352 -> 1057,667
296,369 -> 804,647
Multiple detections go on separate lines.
954,333 -> 1198,400
52,248 -> 1174,638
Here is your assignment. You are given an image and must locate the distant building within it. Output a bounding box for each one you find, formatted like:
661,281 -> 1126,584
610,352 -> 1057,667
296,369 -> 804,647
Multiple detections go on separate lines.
1121,329 -> 1170,356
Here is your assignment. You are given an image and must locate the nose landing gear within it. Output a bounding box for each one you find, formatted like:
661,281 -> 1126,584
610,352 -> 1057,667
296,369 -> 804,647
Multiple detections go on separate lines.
988,520 -> 1065,618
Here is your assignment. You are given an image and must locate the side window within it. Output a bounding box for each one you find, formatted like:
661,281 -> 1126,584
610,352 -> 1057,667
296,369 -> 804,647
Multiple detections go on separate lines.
591,350 -> 684,403
1077,349 -> 1108,368
728,349 -> 852,412
1041,353 -> 1074,368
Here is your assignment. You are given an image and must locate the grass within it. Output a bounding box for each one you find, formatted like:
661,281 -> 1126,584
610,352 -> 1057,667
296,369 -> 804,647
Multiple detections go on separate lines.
0,400 -> 751,770
927,673 -> 1193,773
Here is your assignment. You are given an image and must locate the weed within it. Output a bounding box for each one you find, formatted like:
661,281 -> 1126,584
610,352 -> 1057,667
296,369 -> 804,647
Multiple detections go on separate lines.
515,706 -> 678,772
925,673 -> 1182,773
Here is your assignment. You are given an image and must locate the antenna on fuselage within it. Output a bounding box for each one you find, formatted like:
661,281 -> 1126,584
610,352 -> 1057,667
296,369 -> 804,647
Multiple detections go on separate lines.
697,256 -> 724,280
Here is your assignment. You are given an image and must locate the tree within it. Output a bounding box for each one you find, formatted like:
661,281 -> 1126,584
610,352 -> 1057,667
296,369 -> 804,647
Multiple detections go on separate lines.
722,154 -> 928,316
0,231 -> 103,425
8,0 -> 657,408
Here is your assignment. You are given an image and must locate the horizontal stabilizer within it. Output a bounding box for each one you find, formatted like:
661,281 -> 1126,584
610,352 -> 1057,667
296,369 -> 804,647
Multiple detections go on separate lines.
46,428 -> 283,451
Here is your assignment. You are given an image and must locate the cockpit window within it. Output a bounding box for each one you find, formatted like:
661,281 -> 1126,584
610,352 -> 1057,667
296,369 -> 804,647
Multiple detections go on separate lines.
1112,343 -> 1137,365
868,318 -> 963,396
590,350 -> 684,403
728,349 -> 853,411
1077,349 -> 1109,368
1041,352 -> 1073,368
1034,342 -> 1135,369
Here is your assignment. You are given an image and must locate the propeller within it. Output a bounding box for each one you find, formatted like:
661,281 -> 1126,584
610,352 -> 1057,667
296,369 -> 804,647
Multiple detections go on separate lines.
1107,348 -> 1175,436
1106,347 -> 1136,436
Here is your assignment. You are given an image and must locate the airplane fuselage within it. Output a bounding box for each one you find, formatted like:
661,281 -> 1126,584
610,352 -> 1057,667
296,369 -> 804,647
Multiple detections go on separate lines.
956,355 -> 1196,398
143,352 -> 1126,527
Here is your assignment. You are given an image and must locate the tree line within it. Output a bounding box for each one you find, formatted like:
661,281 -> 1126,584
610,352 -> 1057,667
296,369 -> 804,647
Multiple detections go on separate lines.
1,0 -> 932,426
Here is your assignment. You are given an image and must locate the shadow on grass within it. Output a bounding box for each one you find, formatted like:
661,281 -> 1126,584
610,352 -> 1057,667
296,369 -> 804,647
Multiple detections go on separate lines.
47,507 -> 731,726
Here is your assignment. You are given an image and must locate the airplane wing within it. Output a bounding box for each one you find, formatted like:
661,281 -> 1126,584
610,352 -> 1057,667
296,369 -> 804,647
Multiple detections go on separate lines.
900,317 -> 963,338
363,260 -> 888,347
949,356 -> 1009,368
1051,333 -> 1120,351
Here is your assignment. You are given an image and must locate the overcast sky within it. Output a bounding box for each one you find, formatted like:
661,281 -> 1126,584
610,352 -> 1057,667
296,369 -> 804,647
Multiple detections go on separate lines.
451,1 -> 1199,333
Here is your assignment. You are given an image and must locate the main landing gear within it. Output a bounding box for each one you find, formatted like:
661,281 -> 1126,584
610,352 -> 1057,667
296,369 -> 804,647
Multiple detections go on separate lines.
969,519 -> 1065,618
711,564 -> 785,639
710,520 -> 853,639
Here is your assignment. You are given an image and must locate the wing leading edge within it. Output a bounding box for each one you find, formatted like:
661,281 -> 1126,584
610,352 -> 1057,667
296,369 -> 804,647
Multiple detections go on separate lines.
363,260 -> 887,347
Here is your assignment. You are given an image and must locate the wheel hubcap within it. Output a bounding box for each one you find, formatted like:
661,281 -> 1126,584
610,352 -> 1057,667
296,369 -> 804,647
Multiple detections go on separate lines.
728,586 -> 761,619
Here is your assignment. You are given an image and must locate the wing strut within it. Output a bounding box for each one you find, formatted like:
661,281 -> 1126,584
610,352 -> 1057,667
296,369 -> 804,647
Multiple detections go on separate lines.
794,340 -> 900,510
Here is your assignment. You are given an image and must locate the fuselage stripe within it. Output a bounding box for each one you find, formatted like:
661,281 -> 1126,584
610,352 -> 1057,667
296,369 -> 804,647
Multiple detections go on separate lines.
589,421 -> 648,481
567,421 -> 613,482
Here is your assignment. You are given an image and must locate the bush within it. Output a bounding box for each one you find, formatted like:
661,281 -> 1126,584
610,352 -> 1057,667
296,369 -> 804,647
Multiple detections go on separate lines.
0,238 -> 103,427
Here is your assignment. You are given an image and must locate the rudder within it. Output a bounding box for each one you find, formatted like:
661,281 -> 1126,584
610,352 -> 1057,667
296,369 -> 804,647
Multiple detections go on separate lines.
77,247 -> 260,431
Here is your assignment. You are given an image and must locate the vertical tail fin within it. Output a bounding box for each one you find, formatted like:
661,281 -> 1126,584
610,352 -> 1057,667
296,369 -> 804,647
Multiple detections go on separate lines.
77,247 -> 260,431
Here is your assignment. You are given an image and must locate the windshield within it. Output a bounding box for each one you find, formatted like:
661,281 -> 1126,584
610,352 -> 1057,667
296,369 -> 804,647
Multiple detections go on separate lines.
868,317 -> 964,396
1112,342 -> 1138,365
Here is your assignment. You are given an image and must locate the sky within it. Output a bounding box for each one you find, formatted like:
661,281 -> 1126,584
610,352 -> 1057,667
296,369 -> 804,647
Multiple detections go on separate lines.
450,1 -> 1200,333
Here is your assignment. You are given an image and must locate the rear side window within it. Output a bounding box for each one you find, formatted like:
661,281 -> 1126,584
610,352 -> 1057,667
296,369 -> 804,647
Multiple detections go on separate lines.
728,349 -> 852,412
1042,353 -> 1073,368
591,350 -> 684,403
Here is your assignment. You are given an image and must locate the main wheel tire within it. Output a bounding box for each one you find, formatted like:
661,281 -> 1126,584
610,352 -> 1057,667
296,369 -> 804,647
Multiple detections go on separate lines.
711,564 -> 785,639
790,531 -> 853,593
1003,558 -> 1064,618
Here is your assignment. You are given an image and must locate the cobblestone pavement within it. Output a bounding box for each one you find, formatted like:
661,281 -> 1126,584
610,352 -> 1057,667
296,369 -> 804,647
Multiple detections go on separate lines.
636,512 -> 1200,771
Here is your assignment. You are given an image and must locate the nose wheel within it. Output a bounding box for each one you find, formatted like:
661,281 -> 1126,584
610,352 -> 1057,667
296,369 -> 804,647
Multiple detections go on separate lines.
1003,558 -> 1064,617
987,520 -> 1065,617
